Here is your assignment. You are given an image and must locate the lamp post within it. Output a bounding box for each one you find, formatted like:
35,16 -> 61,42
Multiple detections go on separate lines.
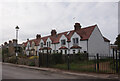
15,26 -> 19,64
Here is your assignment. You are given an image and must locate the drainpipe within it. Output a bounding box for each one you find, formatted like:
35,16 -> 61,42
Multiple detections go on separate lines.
68,42 -> 70,54
54,43 -> 56,53
109,42 -> 110,56
87,39 -> 88,53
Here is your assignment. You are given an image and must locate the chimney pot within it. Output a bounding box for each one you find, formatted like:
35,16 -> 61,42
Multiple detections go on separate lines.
4,42 -> 7,45
51,29 -> 57,36
13,39 -> 17,44
36,34 -> 41,39
74,23 -> 81,31
27,38 -> 29,41
9,40 -> 12,44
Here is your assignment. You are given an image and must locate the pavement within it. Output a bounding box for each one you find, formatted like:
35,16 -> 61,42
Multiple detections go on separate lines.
0,62 -> 2,81
2,62 -> 120,79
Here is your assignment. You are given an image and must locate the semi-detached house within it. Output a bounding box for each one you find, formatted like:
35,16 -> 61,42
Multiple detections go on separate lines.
23,23 -> 110,56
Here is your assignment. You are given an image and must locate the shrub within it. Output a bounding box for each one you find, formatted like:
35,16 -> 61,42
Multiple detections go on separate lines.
29,56 -> 38,60
29,60 -> 35,66
8,56 -> 16,64
18,54 -> 28,58
50,53 -> 63,65
28,56 -> 38,66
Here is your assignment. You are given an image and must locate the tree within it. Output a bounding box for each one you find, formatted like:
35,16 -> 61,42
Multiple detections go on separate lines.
114,34 -> 120,49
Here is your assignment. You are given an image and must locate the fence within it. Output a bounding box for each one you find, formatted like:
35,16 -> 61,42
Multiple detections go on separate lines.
2,51 -> 120,74
38,53 -> 119,74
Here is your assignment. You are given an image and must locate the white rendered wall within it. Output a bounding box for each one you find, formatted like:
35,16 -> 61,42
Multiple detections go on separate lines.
80,40 -> 87,52
88,26 -> 110,56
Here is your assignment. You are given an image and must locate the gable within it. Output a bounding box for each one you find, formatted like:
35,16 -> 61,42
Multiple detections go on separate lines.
27,42 -> 30,47
60,34 -> 67,40
46,37 -> 52,42
71,32 -> 81,40
40,39 -> 44,44
89,26 -> 104,42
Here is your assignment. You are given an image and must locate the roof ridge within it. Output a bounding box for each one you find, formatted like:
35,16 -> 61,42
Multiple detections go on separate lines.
81,24 -> 97,29
23,24 -> 97,46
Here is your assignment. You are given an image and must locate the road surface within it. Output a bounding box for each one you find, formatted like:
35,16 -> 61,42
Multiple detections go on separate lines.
2,64 -> 104,79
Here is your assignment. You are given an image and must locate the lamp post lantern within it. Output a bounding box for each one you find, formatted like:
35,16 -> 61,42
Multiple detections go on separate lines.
15,26 -> 19,63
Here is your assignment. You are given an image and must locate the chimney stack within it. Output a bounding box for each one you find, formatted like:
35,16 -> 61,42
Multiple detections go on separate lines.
51,29 -> 57,36
13,39 -> 17,44
27,38 -> 29,41
4,42 -> 7,45
36,34 -> 41,39
9,40 -> 12,44
74,23 -> 81,31
1,44 -> 3,47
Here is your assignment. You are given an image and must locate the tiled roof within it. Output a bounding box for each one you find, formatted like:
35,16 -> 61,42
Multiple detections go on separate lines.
103,37 -> 110,42
39,47 -> 52,50
70,45 -> 82,49
31,48 -> 35,51
59,46 -> 68,49
23,24 -> 109,46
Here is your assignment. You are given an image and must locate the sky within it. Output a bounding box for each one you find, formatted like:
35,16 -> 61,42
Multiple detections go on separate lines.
0,0 -> 119,44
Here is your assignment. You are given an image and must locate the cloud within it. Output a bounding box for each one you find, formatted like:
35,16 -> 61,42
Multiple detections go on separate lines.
0,2 -> 118,44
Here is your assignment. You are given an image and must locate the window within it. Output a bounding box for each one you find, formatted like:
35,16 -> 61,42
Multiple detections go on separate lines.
78,50 -> 80,53
61,50 -> 63,54
73,38 -> 75,44
50,50 -> 51,54
73,38 -> 79,45
65,50 -> 67,54
53,50 -> 55,53
49,41 -> 51,47
47,42 -> 49,47
76,38 -> 78,43
42,50 -> 44,53
61,39 -> 66,45
47,41 -> 51,47
73,50 -> 75,54
84,51 -> 87,53
41,42 -> 43,47
56,50 -> 58,53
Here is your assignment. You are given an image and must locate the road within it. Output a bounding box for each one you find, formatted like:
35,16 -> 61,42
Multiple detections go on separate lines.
2,64 -> 103,79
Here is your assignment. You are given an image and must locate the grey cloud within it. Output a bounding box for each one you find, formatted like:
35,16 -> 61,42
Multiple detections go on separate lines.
0,2 -> 118,44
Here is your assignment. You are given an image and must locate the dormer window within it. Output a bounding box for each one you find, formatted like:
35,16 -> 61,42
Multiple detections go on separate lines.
47,42 -> 49,47
41,42 -> 43,47
27,44 -> 30,49
47,41 -> 51,47
61,39 -> 66,45
49,41 -> 51,47
73,38 -> 79,45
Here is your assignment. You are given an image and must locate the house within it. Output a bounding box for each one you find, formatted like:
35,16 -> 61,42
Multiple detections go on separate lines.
23,22 -> 110,56
2,39 -> 22,57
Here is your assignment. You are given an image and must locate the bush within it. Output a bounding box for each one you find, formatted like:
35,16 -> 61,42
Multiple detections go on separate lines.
29,56 -> 38,60
18,54 -> 28,58
29,60 -> 35,66
50,53 -> 63,65
28,56 -> 38,66
75,53 -> 88,60
8,56 -> 16,64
